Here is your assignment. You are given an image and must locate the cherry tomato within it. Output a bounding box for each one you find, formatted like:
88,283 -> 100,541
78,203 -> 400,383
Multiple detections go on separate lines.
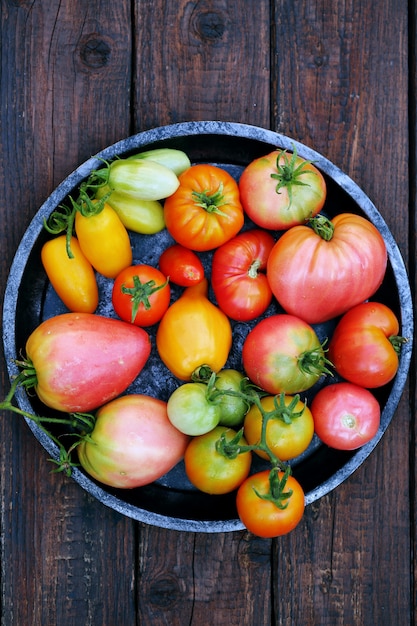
236,469 -> 305,537
167,382 -> 222,436
211,229 -> 275,321
163,164 -> 244,251
239,146 -> 326,230
328,302 -> 403,388
266,213 -> 387,324
244,395 -> 314,461
311,382 -> 381,450
112,264 -> 170,327
214,369 -> 250,427
41,235 -> 99,313
158,244 -> 204,287
184,426 -> 252,494
242,314 -> 330,394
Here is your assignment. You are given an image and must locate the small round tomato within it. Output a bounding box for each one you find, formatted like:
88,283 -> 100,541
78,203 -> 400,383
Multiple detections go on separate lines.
242,314 -> 330,394
184,426 -> 252,494
163,164 -> 244,251
328,302 -> 403,388
214,369 -> 250,427
236,469 -> 305,537
211,229 -> 275,321
112,264 -> 170,326
167,382 -> 222,436
239,146 -> 326,230
244,395 -> 314,461
311,382 -> 381,450
158,244 -> 205,286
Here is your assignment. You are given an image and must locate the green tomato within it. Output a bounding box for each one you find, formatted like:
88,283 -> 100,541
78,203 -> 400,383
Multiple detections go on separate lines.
167,382 -> 221,436
128,148 -> 191,176
215,369 -> 249,427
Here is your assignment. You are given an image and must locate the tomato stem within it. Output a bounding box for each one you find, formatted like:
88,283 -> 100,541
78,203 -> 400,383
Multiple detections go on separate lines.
389,334 -> 408,354
191,183 -> 229,217
308,214 -> 335,240
120,274 -> 169,323
270,144 -> 316,208
298,341 -> 334,379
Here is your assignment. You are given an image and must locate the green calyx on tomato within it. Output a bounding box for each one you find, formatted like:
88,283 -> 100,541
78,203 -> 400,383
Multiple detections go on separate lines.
120,274 -> 169,323
270,145 -> 317,207
297,340 -> 334,379
191,182 -> 228,217
307,214 -> 335,241
255,466 -> 294,510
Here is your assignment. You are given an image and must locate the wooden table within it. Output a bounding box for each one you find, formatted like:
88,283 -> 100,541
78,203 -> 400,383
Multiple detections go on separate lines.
0,1 -> 414,624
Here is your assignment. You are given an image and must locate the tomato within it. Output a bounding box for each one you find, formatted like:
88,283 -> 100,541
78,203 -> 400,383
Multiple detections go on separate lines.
311,382 -> 381,450
211,229 -> 275,322
163,164 -> 244,251
74,196 -> 133,279
112,264 -> 170,326
21,313 -> 151,412
244,395 -> 314,461
328,302 -> 403,388
95,184 -> 166,234
236,469 -> 305,537
127,147 -> 191,176
156,278 -> 232,381
167,382 -> 222,435
267,213 -> 387,324
238,146 -> 326,230
242,314 -> 331,394
214,369 -> 250,427
77,394 -> 189,488
107,157 -> 180,200
41,235 -> 99,313
158,244 -> 205,287
184,426 -> 252,494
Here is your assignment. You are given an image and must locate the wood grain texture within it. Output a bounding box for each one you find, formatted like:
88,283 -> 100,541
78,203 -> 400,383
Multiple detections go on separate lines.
0,0 -> 414,624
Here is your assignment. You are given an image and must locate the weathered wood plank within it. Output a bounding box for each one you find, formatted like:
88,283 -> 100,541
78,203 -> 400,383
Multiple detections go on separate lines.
0,2 -> 136,624
272,1 -> 411,624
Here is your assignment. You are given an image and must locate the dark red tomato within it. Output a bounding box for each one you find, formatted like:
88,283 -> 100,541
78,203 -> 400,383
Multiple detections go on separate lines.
236,469 -> 305,537
112,264 -> 170,327
239,146 -> 326,230
310,382 -> 381,450
211,229 -> 275,321
158,244 -> 204,287
184,426 -> 252,495
328,301 -> 403,388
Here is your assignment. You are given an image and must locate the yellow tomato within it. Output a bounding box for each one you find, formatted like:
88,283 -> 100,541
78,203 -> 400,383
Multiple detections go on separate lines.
156,279 -> 232,380
75,201 -> 132,278
41,235 -> 99,313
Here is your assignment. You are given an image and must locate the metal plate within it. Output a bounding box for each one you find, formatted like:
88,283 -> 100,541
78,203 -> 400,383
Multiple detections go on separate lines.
2,121 -> 413,532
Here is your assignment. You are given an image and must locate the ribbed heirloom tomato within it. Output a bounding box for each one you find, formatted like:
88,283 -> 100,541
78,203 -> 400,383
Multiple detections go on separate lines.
266,213 -> 387,324
211,229 -> 275,321
163,164 -> 244,251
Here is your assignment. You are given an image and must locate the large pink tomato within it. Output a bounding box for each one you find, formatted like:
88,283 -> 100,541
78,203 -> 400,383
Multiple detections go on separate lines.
23,313 -> 151,412
238,147 -> 326,230
266,213 -> 387,324
77,394 -> 189,488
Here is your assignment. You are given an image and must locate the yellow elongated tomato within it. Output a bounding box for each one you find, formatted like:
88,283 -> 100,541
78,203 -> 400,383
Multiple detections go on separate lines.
156,278 -> 232,380
41,235 -> 99,313
75,201 -> 132,278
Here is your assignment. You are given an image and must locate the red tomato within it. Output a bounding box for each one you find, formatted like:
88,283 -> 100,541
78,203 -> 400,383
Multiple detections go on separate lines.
266,213 -> 387,324
328,301 -> 403,388
163,164 -> 244,251
211,229 -> 275,321
158,244 -> 204,286
242,314 -> 330,394
77,394 -> 189,488
236,469 -> 305,537
310,382 -> 381,450
184,426 -> 252,494
112,264 -> 170,326
238,147 -> 326,230
243,395 -> 314,461
23,313 -> 151,412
